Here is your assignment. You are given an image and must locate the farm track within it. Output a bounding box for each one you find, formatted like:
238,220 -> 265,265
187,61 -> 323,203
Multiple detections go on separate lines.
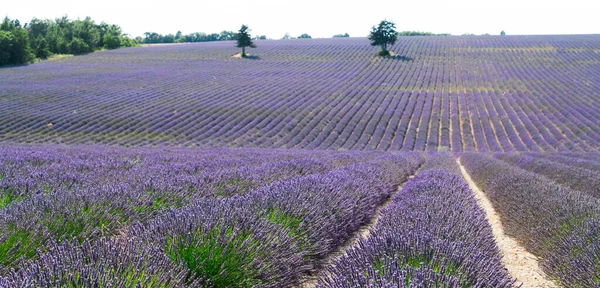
300,167 -> 422,287
457,158 -> 558,288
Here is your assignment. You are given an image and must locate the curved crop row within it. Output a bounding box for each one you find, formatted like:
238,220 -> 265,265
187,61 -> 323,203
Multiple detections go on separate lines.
0,146 -> 384,275
494,152 -> 600,198
0,146 -> 424,286
1,36 -> 599,151
318,168 -> 513,287
461,153 -> 600,287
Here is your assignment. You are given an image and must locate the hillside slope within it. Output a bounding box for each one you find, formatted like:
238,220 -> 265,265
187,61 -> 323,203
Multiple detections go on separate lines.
1,36 -> 599,151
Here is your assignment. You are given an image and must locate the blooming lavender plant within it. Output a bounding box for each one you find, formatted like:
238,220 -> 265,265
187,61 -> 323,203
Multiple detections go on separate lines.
461,153 -> 600,287
1,36 -> 599,151
494,152 -> 600,198
319,169 -> 514,287
0,238 -> 193,287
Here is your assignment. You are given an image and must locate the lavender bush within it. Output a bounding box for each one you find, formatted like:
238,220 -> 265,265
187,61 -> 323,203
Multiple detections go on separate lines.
495,152 -> 600,198
319,169 -> 514,287
1,36 -> 599,151
461,153 -> 600,287
0,238 -> 192,287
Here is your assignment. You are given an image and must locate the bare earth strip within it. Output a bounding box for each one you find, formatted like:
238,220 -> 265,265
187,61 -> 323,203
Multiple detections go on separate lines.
300,174 -> 417,288
457,158 -> 558,288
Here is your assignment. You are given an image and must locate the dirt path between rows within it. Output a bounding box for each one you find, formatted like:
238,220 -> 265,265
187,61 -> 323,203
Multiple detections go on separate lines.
300,174 -> 417,287
457,158 -> 558,288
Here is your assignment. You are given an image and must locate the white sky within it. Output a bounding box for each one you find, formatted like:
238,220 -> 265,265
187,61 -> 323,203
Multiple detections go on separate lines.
3,0 -> 598,38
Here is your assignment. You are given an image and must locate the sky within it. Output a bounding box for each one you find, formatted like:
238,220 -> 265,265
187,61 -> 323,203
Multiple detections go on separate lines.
3,0 -> 598,38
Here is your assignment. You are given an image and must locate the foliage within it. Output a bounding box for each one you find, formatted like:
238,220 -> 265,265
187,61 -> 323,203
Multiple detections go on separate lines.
67,37 -> 90,54
397,31 -> 450,36
0,17 -> 35,66
298,33 -> 312,39
500,30 -> 506,36
142,30 -> 237,44
333,33 -> 350,38
102,25 -> 135,50
236,24 -> 256,57
31,36 -> 51,58
369,20 -> 398,54
0,15 -> 137,66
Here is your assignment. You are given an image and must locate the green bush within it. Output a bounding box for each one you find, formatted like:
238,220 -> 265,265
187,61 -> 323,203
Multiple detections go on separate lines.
103,33 -> 121,49
68,37 -> 90,55
0,18 -> 35,66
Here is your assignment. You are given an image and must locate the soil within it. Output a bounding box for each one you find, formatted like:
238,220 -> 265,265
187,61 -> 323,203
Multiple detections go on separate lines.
301,175 -> 416,287
457,158 -> 558,288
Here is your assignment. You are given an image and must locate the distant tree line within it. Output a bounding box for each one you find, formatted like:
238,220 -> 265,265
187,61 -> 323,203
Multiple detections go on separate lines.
139,30 -> 241,44
1,16 -> 137,66
397,31 -> 450,36
333,33 -> 350,38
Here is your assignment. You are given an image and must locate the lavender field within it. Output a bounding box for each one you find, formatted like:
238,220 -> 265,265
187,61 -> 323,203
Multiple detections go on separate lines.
1,36 -> 599,151
1,35 -> 600,287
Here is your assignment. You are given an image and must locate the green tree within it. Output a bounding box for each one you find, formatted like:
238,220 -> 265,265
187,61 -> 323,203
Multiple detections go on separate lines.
368,20 -> 398,56
72,17 -> 100,52
333,33 -> 349,38
28,18 -> 51,39
0,17 -> 35,66
298,33 -> 311,39
236,25 -> 256,57
68,37 -> 89,54
103,24 -> 127,49
0,31 -> 15,65
103,33 -> 121,49
500,30 -> 506,36
33,36 -> 51,58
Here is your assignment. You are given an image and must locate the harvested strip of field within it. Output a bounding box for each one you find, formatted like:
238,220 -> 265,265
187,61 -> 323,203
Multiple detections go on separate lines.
457,158 -> 557,288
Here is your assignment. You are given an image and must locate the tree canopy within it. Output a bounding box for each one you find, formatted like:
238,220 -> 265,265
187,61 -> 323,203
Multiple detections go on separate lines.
368,20 -> 398,56
298,33 -> 311,39
142,30 -> 238,44
1,15 -> 138,66
333,33 -> 350,38
397,31 -> 450,36
236,25 -> 256,57
0,17 -> 35,66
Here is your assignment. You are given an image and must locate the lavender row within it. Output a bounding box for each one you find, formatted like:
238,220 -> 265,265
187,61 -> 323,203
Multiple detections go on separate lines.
318,169 -> 514,287
420,152 -> 462,175
460,153 -> 600,287
0,146 -> 381,274
0,145 -> 382,208
128,153 -> 423,286
0,238 -> 192,287
1,36 -> 599,151
494,152 -> 600,198
122,153 -> 425,286
0,148 -> 422,286
248,153 -> 424,263
524,152 -> 600,172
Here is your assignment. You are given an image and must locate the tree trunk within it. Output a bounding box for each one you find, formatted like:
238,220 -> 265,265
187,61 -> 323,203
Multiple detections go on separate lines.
242,47 -> 246,57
